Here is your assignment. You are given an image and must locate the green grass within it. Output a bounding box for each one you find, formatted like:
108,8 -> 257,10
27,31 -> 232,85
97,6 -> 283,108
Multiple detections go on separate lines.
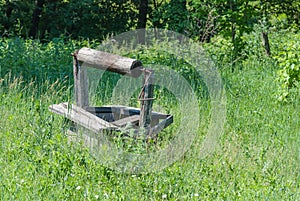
0,37 -> 299,200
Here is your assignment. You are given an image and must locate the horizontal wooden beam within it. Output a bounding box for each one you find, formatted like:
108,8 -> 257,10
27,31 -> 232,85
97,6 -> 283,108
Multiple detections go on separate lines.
49,102 -> 117,133
76,47 -> 143,77
111,115 -> 140,127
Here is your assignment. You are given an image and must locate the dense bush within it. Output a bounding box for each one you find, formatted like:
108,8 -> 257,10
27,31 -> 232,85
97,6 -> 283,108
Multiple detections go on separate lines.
0,37 -> 100,82
0,0 -> 138,39
272,31 -> 300,101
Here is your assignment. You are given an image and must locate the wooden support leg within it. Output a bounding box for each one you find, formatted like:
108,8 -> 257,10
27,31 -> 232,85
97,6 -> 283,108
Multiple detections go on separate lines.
139,69 -> 154,129
73,51 -> 89,108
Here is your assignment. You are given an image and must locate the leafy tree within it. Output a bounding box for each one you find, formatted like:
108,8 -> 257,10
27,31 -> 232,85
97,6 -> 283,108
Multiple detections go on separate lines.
189,0 -> 256,65
40,0 -> 138,40
0,1 -> 35,37
249,0 -> 300,57
0,0 -> 138,40
188,0 -> 299,61
261,0 -> 300,27
150,0 -> 188,34
185,0 -> 218,42
273,32 -> 300,101
29,0 -> 46,38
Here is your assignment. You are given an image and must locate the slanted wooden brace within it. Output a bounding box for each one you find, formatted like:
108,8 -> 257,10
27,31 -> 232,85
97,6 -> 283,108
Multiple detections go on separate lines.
49,47 -> 173,140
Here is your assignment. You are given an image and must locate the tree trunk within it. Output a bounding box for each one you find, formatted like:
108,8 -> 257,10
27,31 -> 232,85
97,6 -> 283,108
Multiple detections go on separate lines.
230,0 -> 237,68
5,5 -> 13,18
3,3 -> 14,33
137,0 -> 148,44
29,0 -> 45,38
40,0 -> 58,39
137,0 -> 148,29
262,31 -> 271,56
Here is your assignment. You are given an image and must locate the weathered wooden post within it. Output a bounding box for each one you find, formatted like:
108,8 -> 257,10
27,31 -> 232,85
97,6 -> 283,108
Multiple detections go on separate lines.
73,51 -> 89,108
139,69 -> 155,129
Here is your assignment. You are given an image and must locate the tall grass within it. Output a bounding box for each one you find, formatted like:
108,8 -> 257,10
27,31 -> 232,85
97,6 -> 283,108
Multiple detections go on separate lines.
0,37 -> 299,200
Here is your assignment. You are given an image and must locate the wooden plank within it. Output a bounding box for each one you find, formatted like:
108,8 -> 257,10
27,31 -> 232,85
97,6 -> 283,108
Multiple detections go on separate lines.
139,69 -> 154,128
148,115 -> 173,138
73,52 -> 89,107
77,47 -> 143,77
111,115 -> 140,127
49,102 -> 117,133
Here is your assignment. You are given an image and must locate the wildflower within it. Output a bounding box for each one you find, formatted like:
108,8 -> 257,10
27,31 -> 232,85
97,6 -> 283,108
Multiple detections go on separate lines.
104,192 -> 109,198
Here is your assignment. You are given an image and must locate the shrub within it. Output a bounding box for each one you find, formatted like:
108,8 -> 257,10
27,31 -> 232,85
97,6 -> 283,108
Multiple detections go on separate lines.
273,32 -> 300,101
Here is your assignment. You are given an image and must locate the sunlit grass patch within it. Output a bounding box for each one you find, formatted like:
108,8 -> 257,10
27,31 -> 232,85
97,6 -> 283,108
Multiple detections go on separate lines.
0,37 -> 299,200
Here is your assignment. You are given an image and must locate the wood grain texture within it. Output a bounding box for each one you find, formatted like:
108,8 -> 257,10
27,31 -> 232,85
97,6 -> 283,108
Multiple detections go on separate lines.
49,102 -> 117,133
148,115 -> 173,138
73,53 -> 89,107
111,115 -> 140,127
77,47 -> 143,77
139,70 -> 154,128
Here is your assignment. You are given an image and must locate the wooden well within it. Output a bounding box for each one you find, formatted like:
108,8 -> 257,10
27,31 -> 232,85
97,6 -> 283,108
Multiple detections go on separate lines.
49,48 -> 173,140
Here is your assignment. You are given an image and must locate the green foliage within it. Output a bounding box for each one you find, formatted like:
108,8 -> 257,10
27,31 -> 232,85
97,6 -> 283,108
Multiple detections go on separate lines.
123,44 -> 208,100
150,0 -> 189,34
188,0 -> 261,66
185,0 -> 218,42
0,38 -> 299,199
0,37 -> 99,81
0,1 -> 35,37
272,32 -> 300,101
43,0 -> 138,39
202,35 -> 235,69
1,0 -> 300,197
0,0 -> 138,39
261,0 -> 300,27
188,0 -> 299,66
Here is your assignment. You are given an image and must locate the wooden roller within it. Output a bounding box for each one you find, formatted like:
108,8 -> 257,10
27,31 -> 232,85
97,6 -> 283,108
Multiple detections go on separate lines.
75,47 -> 142,77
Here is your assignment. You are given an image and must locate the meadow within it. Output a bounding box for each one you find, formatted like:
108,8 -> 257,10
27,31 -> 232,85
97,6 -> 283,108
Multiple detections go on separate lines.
0,35 -> 299,200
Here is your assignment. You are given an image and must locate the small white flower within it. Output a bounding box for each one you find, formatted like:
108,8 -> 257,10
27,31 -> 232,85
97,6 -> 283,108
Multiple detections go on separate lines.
162,194 -> 167,199
95,195 -> 99,199
104,193 -> 109,198
76,186 -> 81,190
194,193 -> 199,197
